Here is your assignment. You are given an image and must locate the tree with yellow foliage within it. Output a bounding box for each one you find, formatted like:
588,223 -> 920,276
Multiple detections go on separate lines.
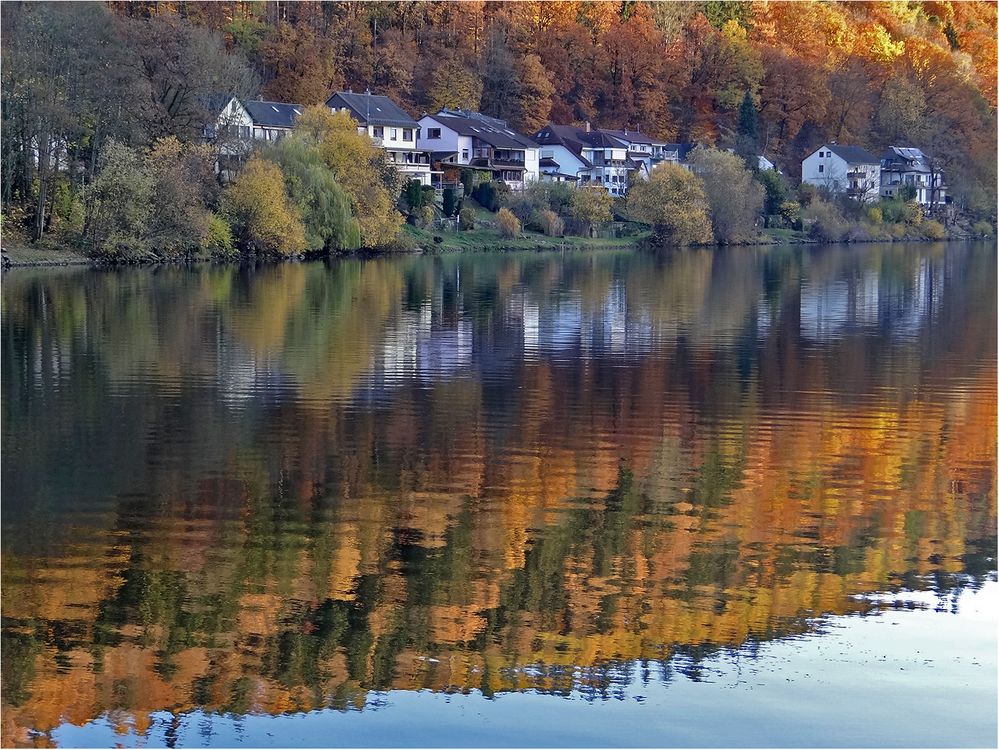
226,155 -> 306,255
570,185 -> 615,237
627,163 -> 713,246
294,106 -> 404,248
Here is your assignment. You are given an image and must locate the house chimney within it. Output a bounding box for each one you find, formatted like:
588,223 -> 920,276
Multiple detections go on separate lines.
585,121 -> 590,133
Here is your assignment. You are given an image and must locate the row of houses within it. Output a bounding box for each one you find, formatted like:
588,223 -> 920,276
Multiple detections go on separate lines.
801,143 -> 947,206
213,91 -> 698,196
212,91 -> 946,206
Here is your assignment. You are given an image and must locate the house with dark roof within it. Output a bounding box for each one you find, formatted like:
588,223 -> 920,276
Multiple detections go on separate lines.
416,109 -> 540,190
207,97 -> 304,179
243,100 -> 304,140
532,123 -> 636,195
879,146 -> 946,206
210,97 -> 303,143
327,90 -> 432,185
801,143 -> 881,202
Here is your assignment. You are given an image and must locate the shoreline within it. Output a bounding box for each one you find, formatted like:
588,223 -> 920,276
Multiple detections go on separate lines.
2,231 -> 989,269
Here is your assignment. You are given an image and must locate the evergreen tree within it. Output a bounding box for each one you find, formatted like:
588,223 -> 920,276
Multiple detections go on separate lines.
738,90 -> 758,142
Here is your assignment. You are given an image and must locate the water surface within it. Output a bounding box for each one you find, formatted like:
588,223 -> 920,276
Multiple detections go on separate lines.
2,243 -> 996,747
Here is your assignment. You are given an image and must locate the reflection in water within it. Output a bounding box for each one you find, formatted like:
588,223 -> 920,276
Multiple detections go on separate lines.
1,243 -> 996,747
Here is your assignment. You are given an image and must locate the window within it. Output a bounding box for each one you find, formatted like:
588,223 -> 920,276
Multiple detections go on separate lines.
373,126 -> 384,138
461,149 -> 469,160
403,128 -> 413,140
391,128 -> 398,139
818,164 -> 824,173
427,128 -> 441,139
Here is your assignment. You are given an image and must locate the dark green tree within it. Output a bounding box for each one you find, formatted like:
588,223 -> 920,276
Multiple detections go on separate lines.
738,90 -> 758,142
404,179 -> 424,210
443,187 -> 458,217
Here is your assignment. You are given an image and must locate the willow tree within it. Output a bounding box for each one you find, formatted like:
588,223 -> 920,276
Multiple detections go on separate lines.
293,106 -> 403,249
264,137 -> 361,253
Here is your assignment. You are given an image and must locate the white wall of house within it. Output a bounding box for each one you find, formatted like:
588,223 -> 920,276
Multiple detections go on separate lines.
880,170 -> 945,205
539,146 -> 589,181
802,147 -> 880,202
357,122 -> 418,150
417,116 -> 462,156
523,148 -> 540,185
802,148 -> 851,191
215,98 -> 254,140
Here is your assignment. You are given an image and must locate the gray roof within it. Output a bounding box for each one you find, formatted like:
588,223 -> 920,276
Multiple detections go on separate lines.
243,100 -> 304,129
532,124 -> 600,167
881,146 -> 932,172
578,130 -> 628,149
429,109 -> 537,150
327,91 -> 419,128
824,144 -> 880,165
598,128 -> 663,146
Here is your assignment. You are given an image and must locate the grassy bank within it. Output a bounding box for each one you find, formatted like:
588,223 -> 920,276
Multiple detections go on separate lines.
2,238 -> 90,267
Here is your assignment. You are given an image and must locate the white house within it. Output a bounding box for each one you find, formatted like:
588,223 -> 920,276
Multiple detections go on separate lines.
209,97 -> 303,144
801,144 -> 881,202
879,146 -> 946,206
532,124 -> 635,196
417,109 -> 540,191
599,128 -> 662,175
207,97 -> 303,178
327,90 -> 433,185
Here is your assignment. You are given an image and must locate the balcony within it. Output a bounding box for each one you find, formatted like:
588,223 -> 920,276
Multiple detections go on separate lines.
390,152 -> 430,166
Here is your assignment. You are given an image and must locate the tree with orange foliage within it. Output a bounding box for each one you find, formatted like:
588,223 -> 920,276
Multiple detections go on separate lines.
259,22 -> 341,104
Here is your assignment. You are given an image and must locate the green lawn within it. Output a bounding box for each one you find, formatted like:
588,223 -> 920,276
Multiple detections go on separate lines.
402,223 -> 648,253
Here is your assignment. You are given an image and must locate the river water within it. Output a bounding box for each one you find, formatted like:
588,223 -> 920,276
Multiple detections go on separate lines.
2,243 -> 996,747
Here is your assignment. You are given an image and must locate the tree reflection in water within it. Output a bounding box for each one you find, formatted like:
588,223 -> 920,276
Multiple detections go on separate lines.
1,243 -> 995,745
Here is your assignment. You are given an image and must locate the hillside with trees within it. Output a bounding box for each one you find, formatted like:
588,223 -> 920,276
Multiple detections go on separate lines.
1,1 -> 996,256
